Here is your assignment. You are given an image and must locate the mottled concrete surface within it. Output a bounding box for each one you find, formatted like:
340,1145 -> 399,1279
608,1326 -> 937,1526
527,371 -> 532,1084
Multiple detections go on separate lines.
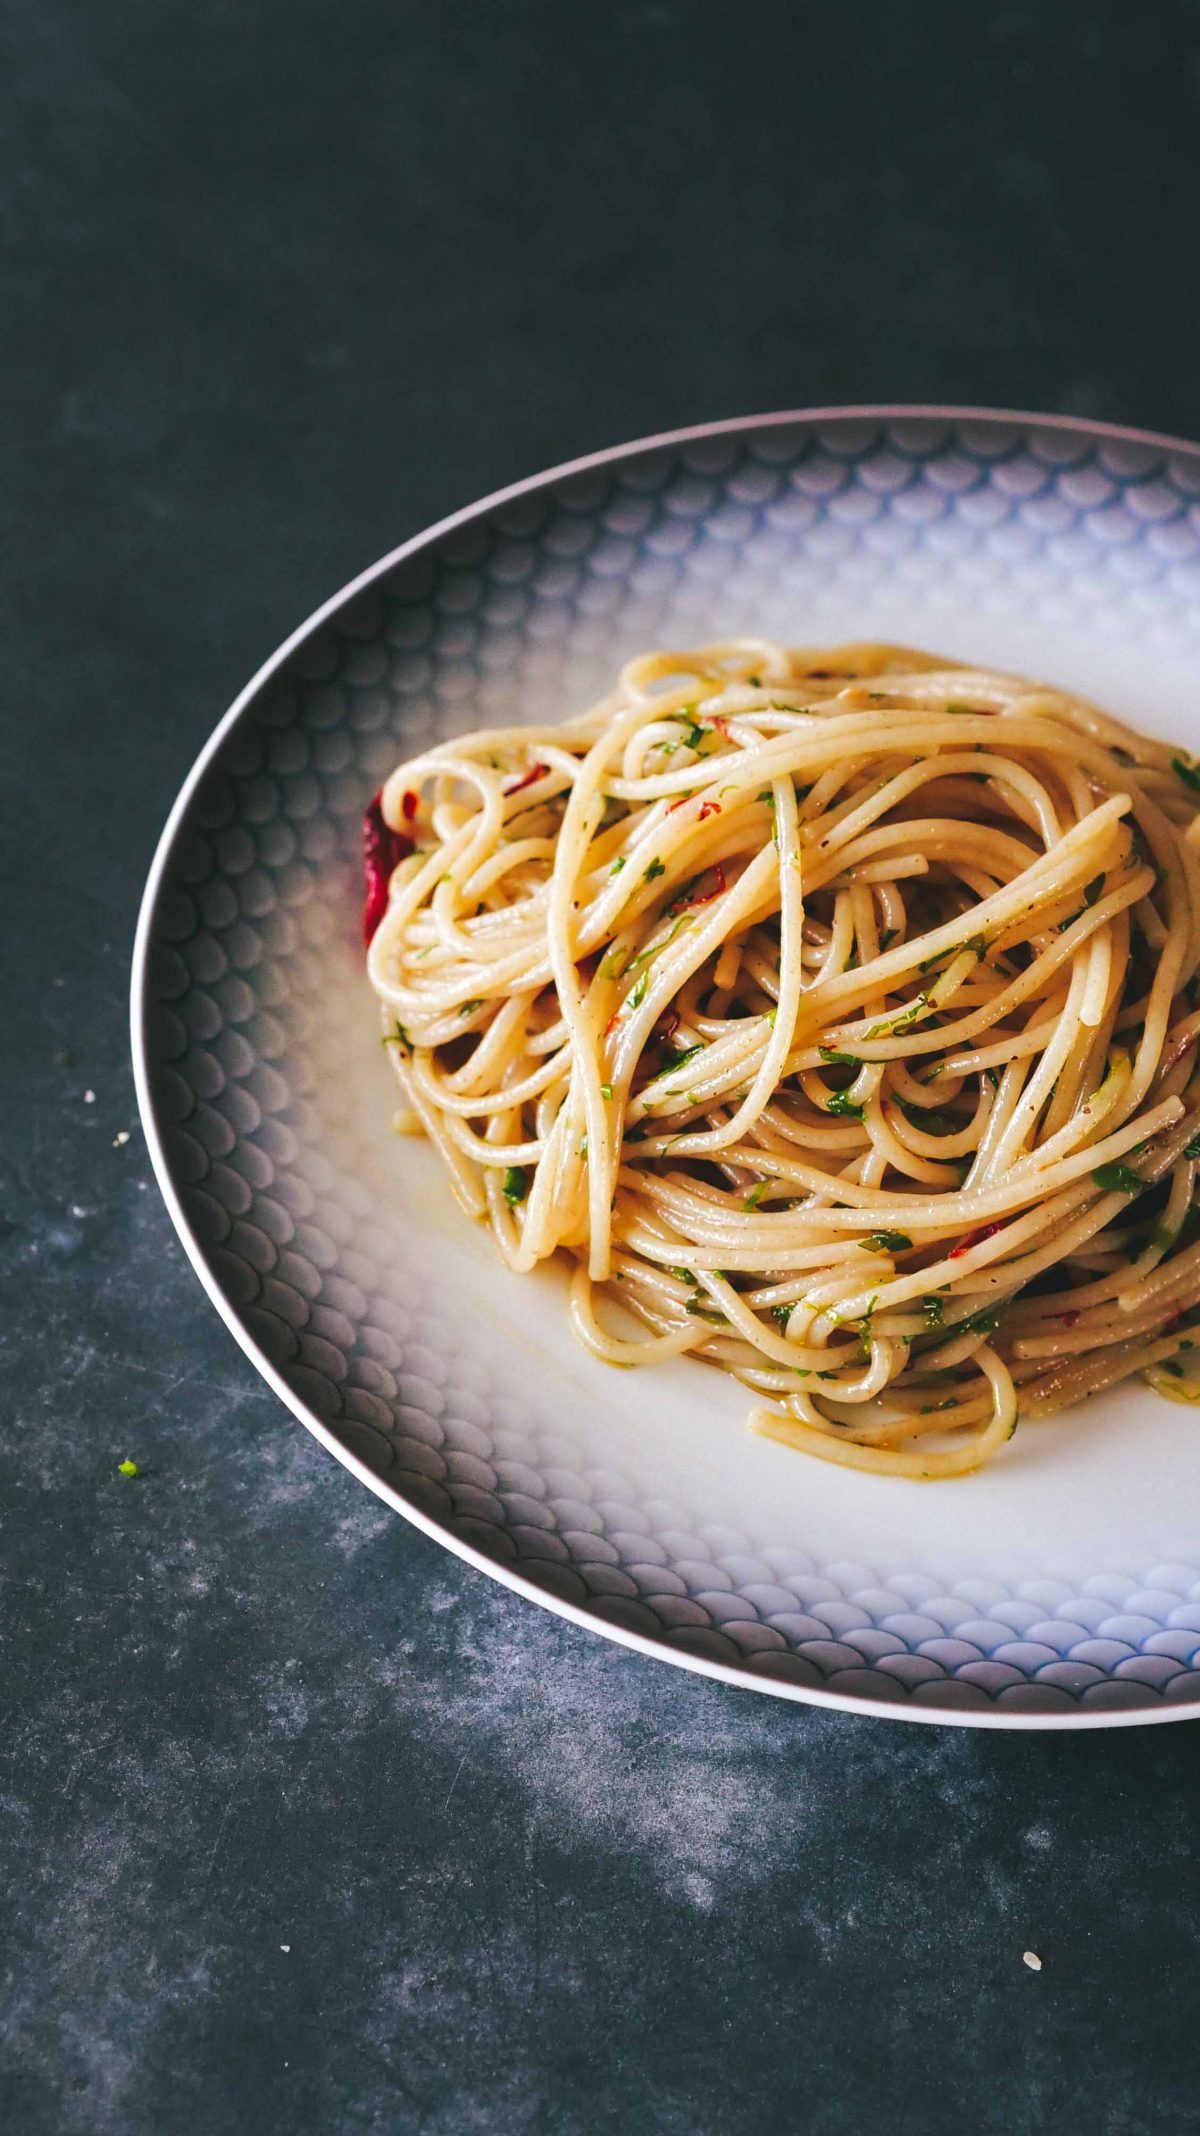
6,2 -> 1200,2129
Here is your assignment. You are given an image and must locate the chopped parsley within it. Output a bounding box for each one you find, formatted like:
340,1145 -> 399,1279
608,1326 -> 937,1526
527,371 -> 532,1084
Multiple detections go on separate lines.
672,1266 -> 698,1285
600,1083 -> 613,1100
896,1095 -> 960,1137
382,1023 -> 410,1051
502,1166 -> 530,1206
117,1458 -> 140,1478
686,1301 -> 725,1324
458,998 -> 483,1017
671,711 -> 708,750
819,1046 -> 860,1067
768,1303 -> 793,1328
921,1295 -> 945,1330
644,857 -> 666,882
859,1230 -> 913,1253
629,971 -> 650,1009
1093,1161 -> 1145,1194
918,933 -> 987,974
610,856 -> 626,875
865,990 -> 932,1041
826,1091 -> 865,1119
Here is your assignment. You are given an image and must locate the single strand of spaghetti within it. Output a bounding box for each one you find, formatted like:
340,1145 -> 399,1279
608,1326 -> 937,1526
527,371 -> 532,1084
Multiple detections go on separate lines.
440,991 -> 534,1094
752,1345 -> 1016,1477
813,856 -> 1146,1064
1017,1332 -> 1187,1418
567,1263 -> 704,1364
976,950 -> 1095,1181
390,1052 -> 488,1217
805,801 -> 1134,1025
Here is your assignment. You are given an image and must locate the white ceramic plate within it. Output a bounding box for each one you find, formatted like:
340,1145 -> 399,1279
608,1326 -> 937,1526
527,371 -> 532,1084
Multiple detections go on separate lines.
132,408 -> 1200,1728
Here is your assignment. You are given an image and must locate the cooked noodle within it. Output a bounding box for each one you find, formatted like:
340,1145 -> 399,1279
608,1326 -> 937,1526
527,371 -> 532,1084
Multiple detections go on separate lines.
365,640 -> 1200,1477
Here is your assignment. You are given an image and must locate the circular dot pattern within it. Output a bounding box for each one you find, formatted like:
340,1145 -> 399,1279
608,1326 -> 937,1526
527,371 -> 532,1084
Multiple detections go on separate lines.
137,412 -> 1200,1722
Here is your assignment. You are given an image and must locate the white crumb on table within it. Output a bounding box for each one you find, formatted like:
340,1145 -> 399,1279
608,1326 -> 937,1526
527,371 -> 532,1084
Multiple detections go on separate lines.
1023,1950 -> 1043,1971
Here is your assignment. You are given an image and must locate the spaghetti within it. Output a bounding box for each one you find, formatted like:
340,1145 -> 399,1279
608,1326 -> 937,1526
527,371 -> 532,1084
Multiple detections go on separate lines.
365,640 -> 1200,1477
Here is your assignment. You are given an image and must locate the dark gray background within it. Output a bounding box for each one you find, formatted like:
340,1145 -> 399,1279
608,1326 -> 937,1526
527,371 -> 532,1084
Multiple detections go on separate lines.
6,3 -> 1200,2130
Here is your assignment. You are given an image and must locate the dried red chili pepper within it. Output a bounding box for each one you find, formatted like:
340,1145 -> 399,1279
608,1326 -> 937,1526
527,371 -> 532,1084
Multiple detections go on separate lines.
948,1221 -> 1005,1260
401,789 -> 419,820
505,762 -> 548,797
697,799 -> 722,821
688,862 -> 727,906
363,792 -> 413,946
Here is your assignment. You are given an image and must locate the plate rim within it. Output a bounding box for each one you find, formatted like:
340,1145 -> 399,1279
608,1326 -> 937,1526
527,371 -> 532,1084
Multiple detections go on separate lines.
131,402 -> 1200,1732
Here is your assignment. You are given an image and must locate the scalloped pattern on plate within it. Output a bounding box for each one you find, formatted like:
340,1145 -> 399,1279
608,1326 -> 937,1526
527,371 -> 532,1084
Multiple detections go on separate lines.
137,412 -> 1200,1722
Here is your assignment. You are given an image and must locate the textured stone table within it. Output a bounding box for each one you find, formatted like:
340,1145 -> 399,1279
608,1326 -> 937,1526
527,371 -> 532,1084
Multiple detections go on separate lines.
5,4 -> 1200,2129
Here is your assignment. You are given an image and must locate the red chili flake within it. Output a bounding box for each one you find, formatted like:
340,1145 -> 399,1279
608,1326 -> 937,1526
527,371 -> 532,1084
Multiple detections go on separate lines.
401,788 -> 419,820
688,862 -> 727,907
948,1220 -> 1005,1260
710,716 -> 733,741
697,799 -> 722,822
1054,1309 -> 1080,1327
604,1010 -> 621,1037
666,794 -> 692,814
505,761 -> 548,797
363,792 -> 413,946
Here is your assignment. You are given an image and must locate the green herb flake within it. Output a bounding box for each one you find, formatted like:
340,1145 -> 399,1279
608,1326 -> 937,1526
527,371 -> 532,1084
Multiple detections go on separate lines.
859,1230 -> 913,1253
644,857 -> 666,882
609,856 -> 626,876
502,1166 -> 530,1206
600,1083 -> 613,1100
825,1091 -> 865,1119
1093,1161 -> 1145,1194
743,1180 -> 770,1209
769,1303 -> 793,1328
866,990 -> 932,1041
672,1266 -> 698,1286
117,1458 -> 140,1478
819,1046 -> 861,1067
921,1295 -> 945,1330
458,998 -> 483,1018
686,1301 -> 725,1324
382,1023 -> 410,1051
629,971 -> 649,1010
896,1095 -> 960,1137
